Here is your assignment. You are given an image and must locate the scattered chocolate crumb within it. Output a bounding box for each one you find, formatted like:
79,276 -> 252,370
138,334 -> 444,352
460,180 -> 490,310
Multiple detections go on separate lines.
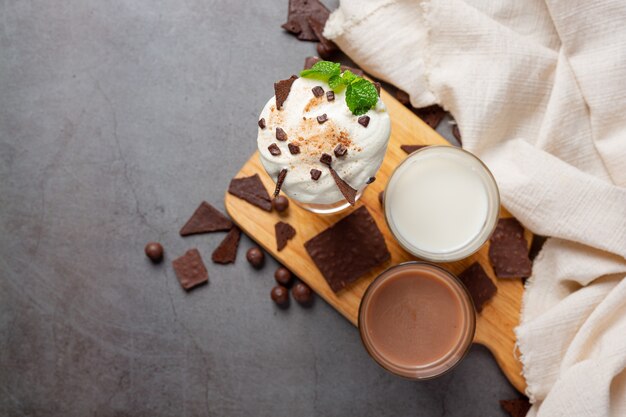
292,281 -> 313,305
312,86 -> 324,97
228,174 -> 273,212
271,285 -> 289,308
326,91 -> 335,101
499,398 -> 531,417
276,127 -> 288,141
396,89 -> 410,105
246,247 -> 265,269
378,191 -> 384,206
288,143 -> 300,155
333,143 -> 347,157
274,267 -> 293,287
458,262 -> 497,313
310,169 -> 322,181
329,168 -> 357,205
273,195 -> 289,212
366,177 -> 376,184
320,153 -> 332,166
211,226 -> 241,264
414,105 -> 446,129
275,221 -> 296,251
489,218 -> 532,278
268,143 -> 281,156
145,242 -> 164,263
452,124 -> 462,144
281,0 -> 330,42
317,113 -> 328,124
274,75 -> 298,110
180,201 -> 233,236
358,115 -> 370,127
258,118 -> 266,129
273,169 -> 288,197
400,144 -> 426,154
172,249 -> 208,291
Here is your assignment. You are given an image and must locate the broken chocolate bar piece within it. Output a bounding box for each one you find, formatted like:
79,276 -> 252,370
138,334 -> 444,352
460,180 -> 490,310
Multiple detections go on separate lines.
329,168 -> 357,205
274,169 -> 288,197
414,105 -> 445,129
179,201 -> 233,236
275,221 -> 296,251
458,262 -> 497,313
499,398 -> 531,417
172,249 -> 208,291
274,75 -> 298,110
228,174 -> 273,212
400,144 -> 427,154
305,206 -> 390,292
211,226 -> 241,264
489,218 -> 532,278
281,0 -> 330,42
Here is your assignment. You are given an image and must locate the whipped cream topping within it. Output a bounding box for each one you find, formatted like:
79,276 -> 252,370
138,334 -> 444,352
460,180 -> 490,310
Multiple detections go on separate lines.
257,77 -> 391,204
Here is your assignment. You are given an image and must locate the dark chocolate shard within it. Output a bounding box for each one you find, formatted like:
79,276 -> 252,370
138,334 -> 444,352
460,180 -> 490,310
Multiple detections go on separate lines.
458,262 -> 497,313
288,143 -> 300,155
228,174 -> 273,212
274,169 -> 288,197
310,169 -> 322,180
333,143 -> 347,157
317,113 -> 328,124
258,118 -> 266,129
172,249 -> 208,291
268,143 -> 281,156
329,168 -> 357,205
308,16 -> 337,53
276,127 -> 288,141
281,0 -> 330,41
400,144 -> 427,154
499,398 -> 531,417
358,115 -> 370,127
211,226 -> 241,264
489,218 -> 532,278
414,105 -> 445,129
312,86 -> 324,97
275,221 -> 296,251
180,201 -> 233,236
320,153 -> 332,166
326,91 -> 335,101
304,56 -> 321,70
274,75 -> 298,110
304,206 -> 390,292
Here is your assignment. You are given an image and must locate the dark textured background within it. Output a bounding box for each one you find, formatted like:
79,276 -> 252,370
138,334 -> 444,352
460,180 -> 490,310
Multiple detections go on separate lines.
0,0 -> 521,415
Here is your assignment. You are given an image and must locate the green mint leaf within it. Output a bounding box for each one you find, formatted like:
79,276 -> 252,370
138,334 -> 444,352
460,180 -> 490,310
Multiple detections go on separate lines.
300,61 -> 341,81
341,70 -> 358,85
328,74 -> 343,90
345,78 -> 379,115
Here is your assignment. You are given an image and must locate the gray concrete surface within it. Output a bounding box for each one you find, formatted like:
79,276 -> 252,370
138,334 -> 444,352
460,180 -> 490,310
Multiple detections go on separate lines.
0,0 -> 521,415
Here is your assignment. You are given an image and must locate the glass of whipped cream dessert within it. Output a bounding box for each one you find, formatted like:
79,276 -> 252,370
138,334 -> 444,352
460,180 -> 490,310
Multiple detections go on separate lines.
257,61 -> 391,214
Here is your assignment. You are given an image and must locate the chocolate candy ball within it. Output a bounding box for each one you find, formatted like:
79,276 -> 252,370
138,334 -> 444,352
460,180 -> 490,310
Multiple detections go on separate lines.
274,267 -> 293,287
246,247 -> 265,269
292,282 -> 313,305
144,242 -> 164,262
271,285 -> 289,307
272,195 -> 289,212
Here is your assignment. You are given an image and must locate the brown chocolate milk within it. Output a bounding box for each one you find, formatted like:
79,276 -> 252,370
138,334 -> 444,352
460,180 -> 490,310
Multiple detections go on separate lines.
359,263 -> 475,379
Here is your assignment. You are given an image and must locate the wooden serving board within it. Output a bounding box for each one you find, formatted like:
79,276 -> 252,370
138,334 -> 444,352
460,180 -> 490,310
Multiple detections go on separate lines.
225,88 -> 527,393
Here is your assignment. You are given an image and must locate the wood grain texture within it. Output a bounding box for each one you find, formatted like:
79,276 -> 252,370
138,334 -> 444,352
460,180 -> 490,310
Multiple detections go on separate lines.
225,88 -> 527,393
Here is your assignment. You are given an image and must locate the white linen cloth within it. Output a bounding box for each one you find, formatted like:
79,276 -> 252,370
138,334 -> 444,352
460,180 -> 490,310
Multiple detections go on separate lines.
324,1 -> 626,416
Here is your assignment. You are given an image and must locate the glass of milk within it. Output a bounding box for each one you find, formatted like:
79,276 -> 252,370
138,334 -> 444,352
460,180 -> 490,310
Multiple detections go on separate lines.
384,146 -> 500,262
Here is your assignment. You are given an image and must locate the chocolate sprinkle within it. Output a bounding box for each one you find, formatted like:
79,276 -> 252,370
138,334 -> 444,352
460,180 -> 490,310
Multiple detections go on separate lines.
320,153 -> 332,166
329,168 -> 357,205
310,169 -> 322,181
288,143 -> 300,155
358,115 -> 370,127
499,398 -> 531,417
281,0 -> 330,42
304,206 -> 390,292
458,262 -> 497,313
366,177 -> 376,184
268,143 -> 281,156
333,143 -> 347,157
489,218 -> 532,278
211,226 -> 241,264
326,91 -> 335,101
180,201 -> 233,236
274,75 -> 298,110
317,113 -> 328,124
400,144 -> 427,154
275,221 -> 296,251
276,127 -> 288,141
312,86 -> 324,97
258,118 -> 266,129
172,249 -> 208,291
274,169 -> 288,197
228,174 -> 273,212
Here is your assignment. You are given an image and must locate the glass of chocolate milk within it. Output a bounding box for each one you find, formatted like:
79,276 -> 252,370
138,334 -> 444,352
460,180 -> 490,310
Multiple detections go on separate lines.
358,262 -> 476,379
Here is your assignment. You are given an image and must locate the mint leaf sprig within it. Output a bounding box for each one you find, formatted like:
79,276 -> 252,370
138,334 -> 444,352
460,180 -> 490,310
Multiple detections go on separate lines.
300,61 -> 379,116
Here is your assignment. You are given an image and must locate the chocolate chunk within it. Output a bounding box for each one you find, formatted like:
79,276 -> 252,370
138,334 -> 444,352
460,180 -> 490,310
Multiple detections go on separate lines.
316,42 -> 334,59
499,398 -> 531,417
326,91 -> 335,101
452,124 -> 462,144
317,113 -> 328,124
378,191 -> 384,206
489,218 -> 532,278
276,127 -> 288,141
320,153 -> 332,166
458,262 -> 497,313
228,174 -> 273,212
400,144 -> 427,154
414,105 -> 445,129
273,195 -> 289,212
172,249 -> 208,291
333,143 -> 347,157
366,177 -> 376,184
275,221 -> 296,251
358,115 -> 370,127
329,168 -> 357,205
180,201 -> 233,236
373,81 -> 381,96
246,247 -> 265,269
308,16 -> 337,55
288,143 -> 300,154
144,242 -> 164,263
273,169 -> 288,197
258,118 -> 266,129
274,75 -> 298,110
268,143 -> 281,156
396,89 -> 410,105
312,86 -> 324,97
304,206 -> 390,292
271,285 -> 289,308
274,267 -> 293,287
310,169 -> 322,181
304,56 -> 321,70
281,0 -> 330,41
292,281 -> 313,305
211,226 -> 241,264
